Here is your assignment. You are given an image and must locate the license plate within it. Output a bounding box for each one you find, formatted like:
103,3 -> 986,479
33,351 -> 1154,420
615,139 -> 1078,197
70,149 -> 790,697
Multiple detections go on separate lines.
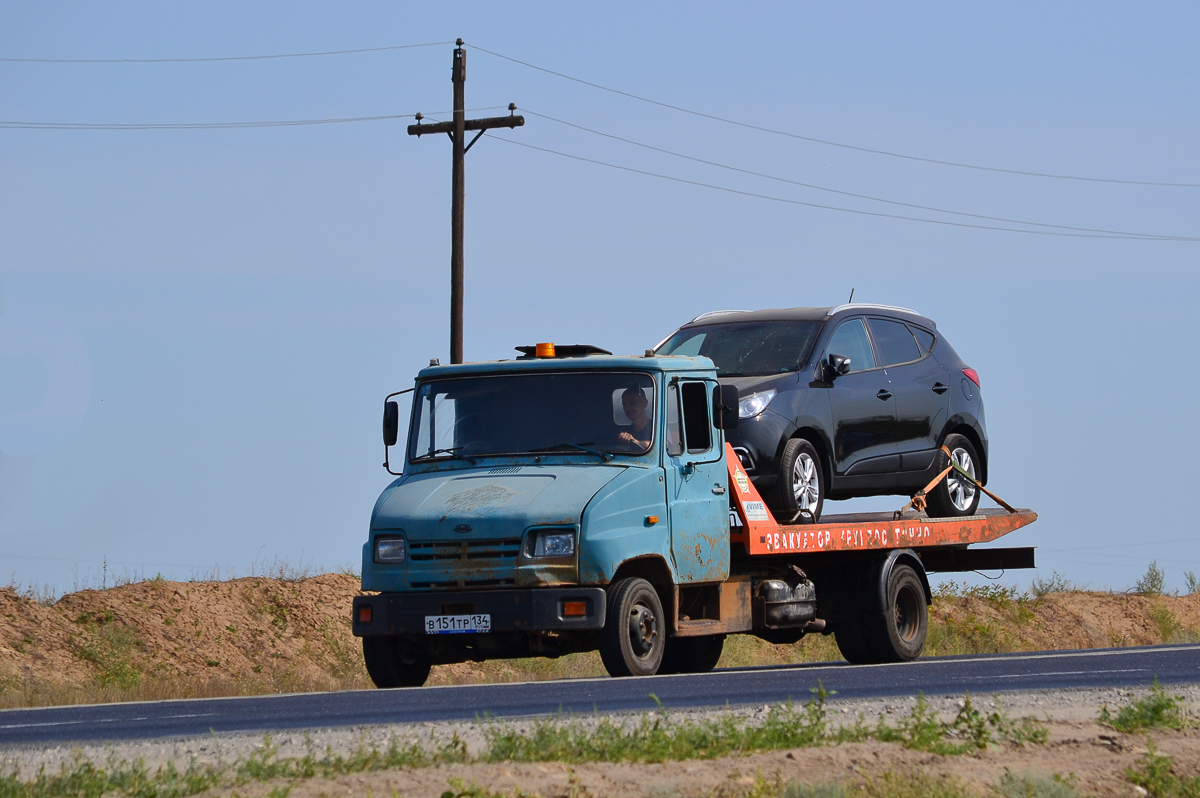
424,613 -> 492,634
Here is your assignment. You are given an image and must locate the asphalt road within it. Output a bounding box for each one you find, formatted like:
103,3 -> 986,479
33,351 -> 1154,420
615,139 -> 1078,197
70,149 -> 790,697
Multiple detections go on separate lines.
2,644 -> 1197,746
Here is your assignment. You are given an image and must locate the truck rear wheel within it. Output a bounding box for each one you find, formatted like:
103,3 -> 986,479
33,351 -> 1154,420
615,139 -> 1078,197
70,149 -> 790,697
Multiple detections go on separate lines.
660,635 -> 724,674
833,561 -> 928,665
872,564 -> 928,662
599,577 -> 666,677
363,636 -> 432,688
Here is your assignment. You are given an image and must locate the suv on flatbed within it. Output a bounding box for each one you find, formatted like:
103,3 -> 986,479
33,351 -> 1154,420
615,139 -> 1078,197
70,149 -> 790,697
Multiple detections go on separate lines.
654,304 -> 987,521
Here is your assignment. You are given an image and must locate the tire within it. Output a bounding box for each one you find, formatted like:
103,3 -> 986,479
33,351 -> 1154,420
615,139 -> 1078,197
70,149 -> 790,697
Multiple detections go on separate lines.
362,636 -> 432,688
660,635 -> 725,675
925,434 -> 982,517
599,577 -> 667,677
869,564 -> 928,663
774,438 -> 824,522
834,623 -> 875,665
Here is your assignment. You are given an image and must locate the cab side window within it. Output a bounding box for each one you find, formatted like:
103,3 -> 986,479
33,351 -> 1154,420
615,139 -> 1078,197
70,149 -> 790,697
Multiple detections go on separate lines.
665,383 -> 684,457
680,381 -> 712,454
825,318 -> 876,373
867,318 -> 920,366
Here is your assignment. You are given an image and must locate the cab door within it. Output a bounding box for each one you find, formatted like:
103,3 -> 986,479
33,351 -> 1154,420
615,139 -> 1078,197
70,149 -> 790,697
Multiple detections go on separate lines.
664,379 -> 730,584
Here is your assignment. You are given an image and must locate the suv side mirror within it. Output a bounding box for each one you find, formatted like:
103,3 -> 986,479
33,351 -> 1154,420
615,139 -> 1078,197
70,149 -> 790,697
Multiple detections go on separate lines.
825,353 -> 852,380
383,401 -> 399,447
713,384 -> 739,430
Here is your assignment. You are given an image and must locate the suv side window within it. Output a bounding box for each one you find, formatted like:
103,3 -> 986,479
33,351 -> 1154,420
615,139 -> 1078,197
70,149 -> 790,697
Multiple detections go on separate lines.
825,318 -> 876,372
910,325 -> 935,354
867,318 -> 920,366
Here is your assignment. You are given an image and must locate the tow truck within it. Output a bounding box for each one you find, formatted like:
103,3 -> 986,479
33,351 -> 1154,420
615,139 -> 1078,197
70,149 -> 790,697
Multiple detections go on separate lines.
352,343 -> 1036,686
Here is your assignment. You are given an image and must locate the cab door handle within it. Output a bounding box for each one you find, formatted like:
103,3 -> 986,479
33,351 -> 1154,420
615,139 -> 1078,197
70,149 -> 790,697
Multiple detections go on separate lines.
712,486 -> 726,495
876,389 -> 893,400
932,382 -> 949,394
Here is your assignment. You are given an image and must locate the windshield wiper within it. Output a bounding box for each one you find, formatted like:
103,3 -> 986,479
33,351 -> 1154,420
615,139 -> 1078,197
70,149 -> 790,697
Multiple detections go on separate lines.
411,447 -> 476,463
527,442 -> 614,462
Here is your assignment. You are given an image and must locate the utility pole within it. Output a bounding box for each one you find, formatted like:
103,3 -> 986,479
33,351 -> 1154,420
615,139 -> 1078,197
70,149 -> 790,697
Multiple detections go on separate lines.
408,39 -> 524,364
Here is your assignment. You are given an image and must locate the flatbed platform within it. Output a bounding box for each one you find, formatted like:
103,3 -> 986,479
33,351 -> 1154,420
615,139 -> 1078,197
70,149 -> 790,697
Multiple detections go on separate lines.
725,445 -> 1037,557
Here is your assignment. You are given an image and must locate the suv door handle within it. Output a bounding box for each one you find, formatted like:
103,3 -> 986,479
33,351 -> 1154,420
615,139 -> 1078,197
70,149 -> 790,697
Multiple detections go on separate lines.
932,382 -> 948,394
876,389 -> 893,400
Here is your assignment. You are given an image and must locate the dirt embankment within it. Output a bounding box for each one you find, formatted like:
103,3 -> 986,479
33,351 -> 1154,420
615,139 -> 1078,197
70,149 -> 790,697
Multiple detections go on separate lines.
0,575 -> 1197,708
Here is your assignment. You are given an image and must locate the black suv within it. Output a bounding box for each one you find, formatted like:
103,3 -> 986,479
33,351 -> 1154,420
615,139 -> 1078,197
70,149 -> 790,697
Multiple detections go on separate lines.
654,305 -> 987,521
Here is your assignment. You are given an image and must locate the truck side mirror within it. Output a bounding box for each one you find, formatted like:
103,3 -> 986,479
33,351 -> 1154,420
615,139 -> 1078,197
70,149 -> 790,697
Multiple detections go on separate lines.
713,384 -> 739,430
383,401 -> 399,447
824,353 -> 852,380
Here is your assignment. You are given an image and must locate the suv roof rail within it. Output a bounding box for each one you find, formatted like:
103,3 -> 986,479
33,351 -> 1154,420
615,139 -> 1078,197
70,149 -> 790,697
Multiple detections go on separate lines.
826,303 -> 922,317
690,309 -> 750,323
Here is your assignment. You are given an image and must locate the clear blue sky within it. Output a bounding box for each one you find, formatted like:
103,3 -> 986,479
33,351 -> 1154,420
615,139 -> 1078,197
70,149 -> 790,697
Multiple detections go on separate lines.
2,2 -> 1198,594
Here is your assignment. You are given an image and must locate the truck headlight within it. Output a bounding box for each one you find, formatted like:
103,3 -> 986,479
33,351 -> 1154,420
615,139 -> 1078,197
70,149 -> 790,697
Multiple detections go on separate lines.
739,389 -> 776,418
525,529 -> 575,558
374,536 -> 407,563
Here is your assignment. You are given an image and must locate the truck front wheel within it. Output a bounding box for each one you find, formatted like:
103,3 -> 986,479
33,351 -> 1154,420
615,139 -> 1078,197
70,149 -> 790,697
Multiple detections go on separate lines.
363,636 -> 432,688
599,577 -> 666,677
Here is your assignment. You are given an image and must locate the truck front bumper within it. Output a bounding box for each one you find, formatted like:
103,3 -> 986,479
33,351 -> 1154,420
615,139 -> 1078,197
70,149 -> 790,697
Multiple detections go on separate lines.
352,587 -> 607,637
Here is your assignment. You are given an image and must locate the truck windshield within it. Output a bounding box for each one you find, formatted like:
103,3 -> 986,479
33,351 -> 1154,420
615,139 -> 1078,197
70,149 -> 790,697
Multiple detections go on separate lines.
656,321 -> 821,376
408,372 -> 656,461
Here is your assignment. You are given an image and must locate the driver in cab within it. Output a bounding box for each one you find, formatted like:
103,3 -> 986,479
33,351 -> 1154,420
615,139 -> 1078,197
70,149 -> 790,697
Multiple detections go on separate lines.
618,387 -> 652,450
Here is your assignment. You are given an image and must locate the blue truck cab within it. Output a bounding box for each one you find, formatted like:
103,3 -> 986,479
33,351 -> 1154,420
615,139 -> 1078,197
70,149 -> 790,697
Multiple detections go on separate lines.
352,345 -> 742,685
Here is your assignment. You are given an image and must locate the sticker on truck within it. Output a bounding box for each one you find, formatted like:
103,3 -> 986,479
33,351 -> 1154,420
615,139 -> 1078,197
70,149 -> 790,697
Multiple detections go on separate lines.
425,614 -> 492,634
743,500 -> 770,521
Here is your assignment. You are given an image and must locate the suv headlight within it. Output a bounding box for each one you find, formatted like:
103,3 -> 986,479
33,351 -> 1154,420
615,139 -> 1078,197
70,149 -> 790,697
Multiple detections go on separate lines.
374,536 -> 407,563
525,529 -> 576,558
739,389 -> 776,418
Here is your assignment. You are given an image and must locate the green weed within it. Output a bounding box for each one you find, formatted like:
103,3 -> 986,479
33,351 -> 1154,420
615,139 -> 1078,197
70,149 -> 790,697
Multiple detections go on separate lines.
783,783 -> 849,798
440,778 -> 526,798
1127,741 -> 1200,798
76,623 -> 143,689
1099,679 -> 1189,732
991,770 -> 1077,798
856,771 -> 974,798
1150,604 -> 1183,642
1138,561 -> 1167,596
1029,572 -> 1076,598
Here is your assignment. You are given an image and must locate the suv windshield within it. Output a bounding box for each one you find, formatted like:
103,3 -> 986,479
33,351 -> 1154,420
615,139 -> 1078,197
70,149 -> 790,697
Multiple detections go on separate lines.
656,321 -> 821,376
408,372 -> 656,461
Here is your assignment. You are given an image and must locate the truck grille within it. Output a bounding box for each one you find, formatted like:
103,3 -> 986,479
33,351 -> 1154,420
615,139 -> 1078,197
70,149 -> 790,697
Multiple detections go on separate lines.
409,538 -> 522,561
406,537 -> 521,590
411,578 -> 516,589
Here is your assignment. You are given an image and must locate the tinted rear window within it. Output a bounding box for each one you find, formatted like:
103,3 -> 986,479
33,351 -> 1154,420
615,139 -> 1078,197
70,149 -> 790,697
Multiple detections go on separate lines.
911,326 -> 935,353
868,318 -> 921,366
656,321 -> 821,377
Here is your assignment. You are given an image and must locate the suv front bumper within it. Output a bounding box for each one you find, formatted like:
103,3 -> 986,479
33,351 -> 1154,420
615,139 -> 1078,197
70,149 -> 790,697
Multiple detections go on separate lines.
352,587 -> 607,637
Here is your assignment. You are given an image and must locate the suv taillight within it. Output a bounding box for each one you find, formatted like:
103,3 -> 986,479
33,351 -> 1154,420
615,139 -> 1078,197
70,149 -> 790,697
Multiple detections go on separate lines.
962,368 -> 980,388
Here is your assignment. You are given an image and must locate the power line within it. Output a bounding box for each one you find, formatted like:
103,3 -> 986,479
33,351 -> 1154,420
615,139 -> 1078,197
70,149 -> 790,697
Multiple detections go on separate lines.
0,114 -> 409,130
0,41 -> 453,64
0,106 -> 509,131
469,43 -> 1200,190
522,108 -> 1194,242
489,135 -> 1200,241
